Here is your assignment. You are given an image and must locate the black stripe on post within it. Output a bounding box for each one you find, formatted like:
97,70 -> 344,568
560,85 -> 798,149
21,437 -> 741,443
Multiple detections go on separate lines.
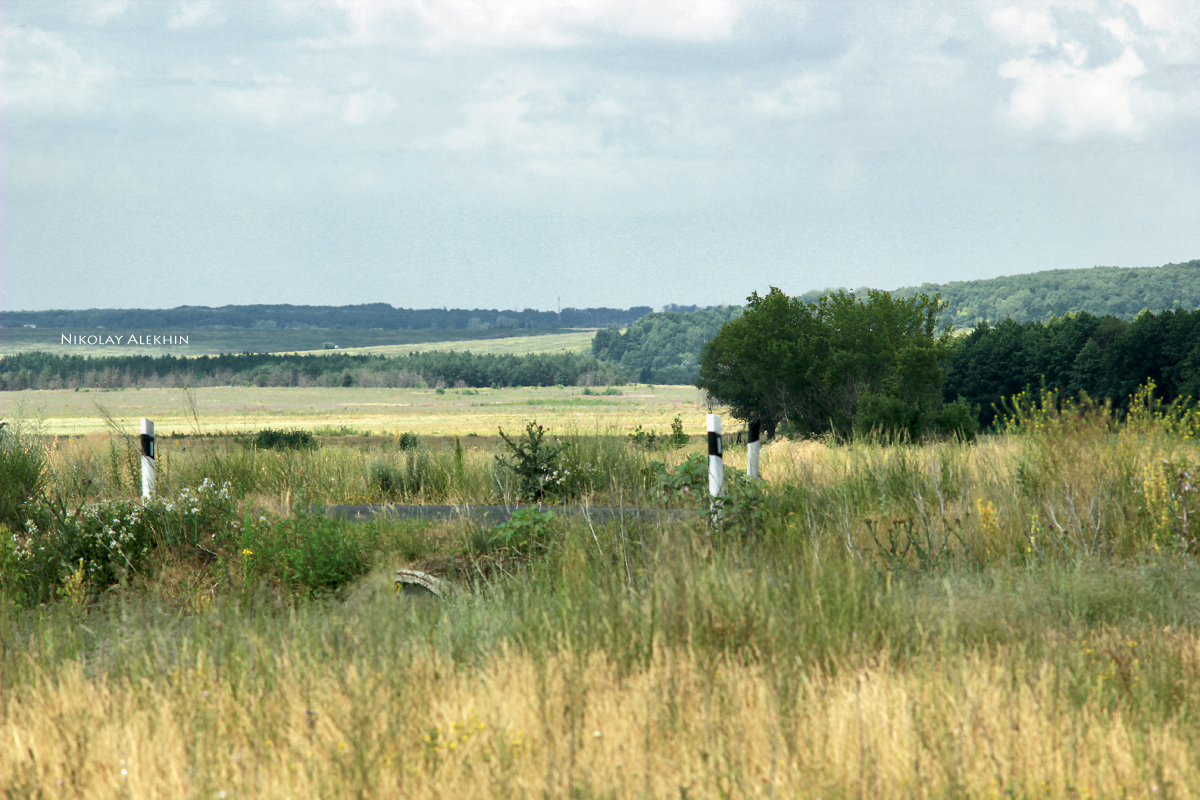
748,420 -> 761,444
708,431 -> 722,456
140,433 -> 154,459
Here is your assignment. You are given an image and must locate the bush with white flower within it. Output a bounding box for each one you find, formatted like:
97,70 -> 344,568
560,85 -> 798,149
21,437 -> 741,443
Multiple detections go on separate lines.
154,477 -> 242,553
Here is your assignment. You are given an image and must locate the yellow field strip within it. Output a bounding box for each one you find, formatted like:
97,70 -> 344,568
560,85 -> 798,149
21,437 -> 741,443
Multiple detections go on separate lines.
0,385 -> 711,437
286,330 -> 597,357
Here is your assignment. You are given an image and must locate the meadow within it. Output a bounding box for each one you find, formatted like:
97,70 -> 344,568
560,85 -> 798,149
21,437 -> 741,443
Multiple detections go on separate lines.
0,384 -> 706,437
3,387 -> 1200,798
285,330 -> 597,358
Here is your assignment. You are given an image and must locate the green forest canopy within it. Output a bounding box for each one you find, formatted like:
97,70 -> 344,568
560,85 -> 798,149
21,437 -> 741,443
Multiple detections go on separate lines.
0,304 -> 654,331
591,306 -> 741,384
696,288 -> 973,440
804,259 -> 1200,328
595,259 -> 1200,385
695,288 -> 1200,438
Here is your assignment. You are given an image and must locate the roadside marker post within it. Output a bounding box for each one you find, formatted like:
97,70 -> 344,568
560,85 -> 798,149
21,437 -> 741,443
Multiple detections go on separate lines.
707,414 -> 724,505
747,419 -> 761,480
140,418 -> 156,501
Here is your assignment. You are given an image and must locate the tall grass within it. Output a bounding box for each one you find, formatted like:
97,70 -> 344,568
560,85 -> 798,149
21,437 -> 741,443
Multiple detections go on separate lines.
7,395 -> 1200,796
40,427 -> 669,508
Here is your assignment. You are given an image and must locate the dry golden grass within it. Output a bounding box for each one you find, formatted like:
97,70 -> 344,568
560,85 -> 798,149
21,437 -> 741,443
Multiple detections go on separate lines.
11,394 -> 1200,798
5,641 -> 1198,799
0,385 -> 708,436
286,330 -> 598,357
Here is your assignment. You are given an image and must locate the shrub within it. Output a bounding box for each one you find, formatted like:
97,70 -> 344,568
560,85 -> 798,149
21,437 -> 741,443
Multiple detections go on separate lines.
241,428 -> 318,451
242,506 -> 366,598
155,478 -> 243,553
668,416 -> 689,448
0,421 -> 48,533
934,397 -> 980,441
627,425 -> 661,450
647,453 -> 709,505
496,421 -> 565,503
369,460 -> 401,500
4,499 -> 159,604
395,431 -> 421,450
629,417 -> 689,451
475,506 -> 556,556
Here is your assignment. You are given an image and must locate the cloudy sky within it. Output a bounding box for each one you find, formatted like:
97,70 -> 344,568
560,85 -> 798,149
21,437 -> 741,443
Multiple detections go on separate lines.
3,0 -> 1199,312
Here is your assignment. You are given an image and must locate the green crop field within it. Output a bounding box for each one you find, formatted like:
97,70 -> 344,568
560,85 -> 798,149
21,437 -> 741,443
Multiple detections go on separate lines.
0,326 -> 585,357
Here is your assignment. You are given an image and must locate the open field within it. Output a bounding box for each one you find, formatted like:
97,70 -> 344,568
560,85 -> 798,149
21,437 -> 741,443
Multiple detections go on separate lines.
286,330 -> 597,357
0,326 -> 582,357
6,392 -> 1200,797
0,384 -> 706,437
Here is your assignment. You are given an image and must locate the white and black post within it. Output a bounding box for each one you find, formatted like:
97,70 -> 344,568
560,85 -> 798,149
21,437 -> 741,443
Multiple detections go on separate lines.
747,419 -> 761,480
140,418 -> 156,501
707,414 -> 724,504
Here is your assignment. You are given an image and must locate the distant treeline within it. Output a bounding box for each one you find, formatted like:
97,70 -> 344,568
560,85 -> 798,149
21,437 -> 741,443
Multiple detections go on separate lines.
801,259 -> 1200,328
592,307 -> 742,384
0,351 -> 624,391
8,307 -> 1200,434
944,308 -> 1200,428
596,260 -> 1200,384
0,303 -> 654,331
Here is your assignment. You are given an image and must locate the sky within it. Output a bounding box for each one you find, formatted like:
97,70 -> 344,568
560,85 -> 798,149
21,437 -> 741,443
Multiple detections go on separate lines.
3,0 -> 1199,312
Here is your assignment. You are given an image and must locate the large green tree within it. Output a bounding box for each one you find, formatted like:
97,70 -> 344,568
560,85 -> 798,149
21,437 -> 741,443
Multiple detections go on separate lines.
698,288 -> 966,439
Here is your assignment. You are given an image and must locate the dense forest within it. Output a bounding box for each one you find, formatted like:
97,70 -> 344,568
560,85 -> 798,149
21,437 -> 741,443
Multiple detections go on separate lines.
7,303 -> 1200,439
698,287 -> 1200,439
0,350 -> 624,391
0,304 -> 653,331
5,260 -> 1198,335
802,259 -> 1200,328
697,289 -> 967,440
591,306 -> 741,384
944,309 -> 1200,428
598,260 -> 1200,384
8,260 -> 1200,437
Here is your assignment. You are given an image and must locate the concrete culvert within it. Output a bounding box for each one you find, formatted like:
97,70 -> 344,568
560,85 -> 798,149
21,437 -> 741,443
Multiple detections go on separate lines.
393,569 -> 449,600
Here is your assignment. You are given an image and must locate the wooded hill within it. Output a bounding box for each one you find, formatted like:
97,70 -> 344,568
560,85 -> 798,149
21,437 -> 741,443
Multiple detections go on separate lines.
594,259 -> 1200,384
0,304 -> 653,331
801,259 -> 1200,328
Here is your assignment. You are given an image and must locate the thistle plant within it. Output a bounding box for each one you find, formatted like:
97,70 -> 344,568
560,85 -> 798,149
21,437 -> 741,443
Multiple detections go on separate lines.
495,421 -> 564,503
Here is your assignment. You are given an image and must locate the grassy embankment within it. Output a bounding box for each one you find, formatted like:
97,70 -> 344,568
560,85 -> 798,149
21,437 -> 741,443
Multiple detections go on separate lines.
4,389 -> 1200,797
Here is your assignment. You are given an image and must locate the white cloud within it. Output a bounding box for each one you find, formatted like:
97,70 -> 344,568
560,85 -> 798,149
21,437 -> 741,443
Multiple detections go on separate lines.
999,44 -> 1165,137
1122,0 -> 1200,59
989,1 -> 1198,137
442,91 -> 612,164
433,72 -> 639,180
213,77 -> 396,126
2,29 -> 115,116
990,5 -> 1058,47
168,1 -> 224,30
750,73 -> 840,118
341,86 -> 397,124
81,0 -> 131,24
330,0 -> 744,47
